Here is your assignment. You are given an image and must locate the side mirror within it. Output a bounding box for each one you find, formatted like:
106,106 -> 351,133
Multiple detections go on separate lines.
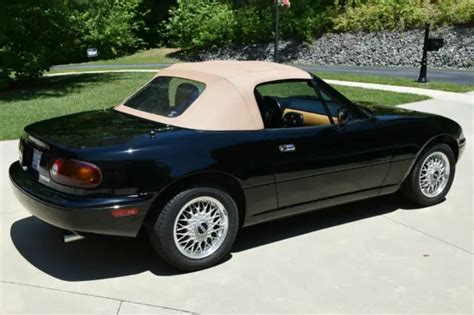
337,108 -> 349,126
283,111 -> 304,128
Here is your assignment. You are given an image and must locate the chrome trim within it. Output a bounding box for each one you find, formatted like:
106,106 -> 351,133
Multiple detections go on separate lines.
279,144 -> 296,153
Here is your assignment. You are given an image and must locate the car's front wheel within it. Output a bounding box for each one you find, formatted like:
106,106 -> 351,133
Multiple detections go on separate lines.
149,187 -> 239,271
402,143 -> 456,206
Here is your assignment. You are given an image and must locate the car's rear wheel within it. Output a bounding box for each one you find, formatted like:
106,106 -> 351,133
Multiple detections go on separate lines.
402,143 -> 455,206
149,187 -> 239,271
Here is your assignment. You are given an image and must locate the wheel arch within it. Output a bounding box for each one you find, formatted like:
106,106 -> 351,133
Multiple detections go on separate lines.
401,133 -> 459,184
421,134 -> 459,161
144,171 -> 246,227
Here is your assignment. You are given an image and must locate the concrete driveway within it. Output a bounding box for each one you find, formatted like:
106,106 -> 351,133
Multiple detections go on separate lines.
1,89 -> 472,314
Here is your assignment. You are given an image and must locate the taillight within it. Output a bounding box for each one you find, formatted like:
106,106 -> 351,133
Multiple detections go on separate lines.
50,159 -> 102,188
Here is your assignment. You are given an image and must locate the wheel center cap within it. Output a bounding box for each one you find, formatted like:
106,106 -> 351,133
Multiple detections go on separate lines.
197,222 -> 208,235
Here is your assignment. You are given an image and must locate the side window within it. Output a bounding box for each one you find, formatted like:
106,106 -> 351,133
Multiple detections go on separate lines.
315,79 -> 358,121
255,80 -> 332,129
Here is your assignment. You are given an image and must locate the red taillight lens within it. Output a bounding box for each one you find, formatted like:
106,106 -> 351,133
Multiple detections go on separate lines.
50,159 -> 102,188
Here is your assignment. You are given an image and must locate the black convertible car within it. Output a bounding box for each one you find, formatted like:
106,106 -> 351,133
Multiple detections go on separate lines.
10,61 -> 465,271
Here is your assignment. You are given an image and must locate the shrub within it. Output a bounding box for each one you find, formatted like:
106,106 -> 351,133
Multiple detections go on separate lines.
279,0 -> 335,41
333,0 -> 430,31
165,0 -> 335,47
332,0 -> 474,32
0,0 -> 74,84
69,0 -> 144,59
435,0 -> 474,26
233,5 -> 273,44
165,0 -> 236,49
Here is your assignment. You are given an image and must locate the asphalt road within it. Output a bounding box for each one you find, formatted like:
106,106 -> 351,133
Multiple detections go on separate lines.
300,64 -> 474,85
52,63 -> 474,84
1,86 -> 472,314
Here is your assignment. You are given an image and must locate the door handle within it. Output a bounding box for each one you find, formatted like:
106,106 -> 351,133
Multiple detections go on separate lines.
279,144 -> 296,153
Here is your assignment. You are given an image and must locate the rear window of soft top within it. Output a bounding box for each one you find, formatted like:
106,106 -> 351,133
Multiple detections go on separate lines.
124,76 -> 206,117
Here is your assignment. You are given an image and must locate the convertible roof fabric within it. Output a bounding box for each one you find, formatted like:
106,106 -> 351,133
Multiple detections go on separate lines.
115,61 -> 312,131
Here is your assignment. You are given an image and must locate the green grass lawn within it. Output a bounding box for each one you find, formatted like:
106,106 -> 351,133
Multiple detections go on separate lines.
0,72 -> 429,140
0,73 -> 155,140
334,85 -> 429,106
57,48 -> 179,68
316,71 -> 474,93
48,67 -> 161,74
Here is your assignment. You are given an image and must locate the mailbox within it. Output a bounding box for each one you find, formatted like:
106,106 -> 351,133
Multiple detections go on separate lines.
427,38 -> 444,51
418,24 -> 444,83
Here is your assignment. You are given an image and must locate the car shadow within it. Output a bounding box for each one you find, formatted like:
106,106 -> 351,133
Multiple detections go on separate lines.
233,194 -> 421,252
10,194 -> 421,280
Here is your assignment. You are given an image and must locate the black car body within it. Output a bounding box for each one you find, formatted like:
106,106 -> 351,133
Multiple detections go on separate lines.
9,61 -> 465,270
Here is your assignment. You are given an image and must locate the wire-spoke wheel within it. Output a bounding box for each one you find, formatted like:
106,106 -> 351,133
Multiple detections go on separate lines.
173,196 -> 229,259
419,152 -> 450,198
402,143 -> 455,207
149,187 -> 239,272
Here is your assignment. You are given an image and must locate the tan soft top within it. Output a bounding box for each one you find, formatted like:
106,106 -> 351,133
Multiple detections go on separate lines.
115,61 -> 312,131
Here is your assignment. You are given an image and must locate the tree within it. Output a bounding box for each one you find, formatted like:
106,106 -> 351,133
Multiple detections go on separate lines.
68,0 -> 144,59
0,0 -> 74,86
0,0 -> 146,87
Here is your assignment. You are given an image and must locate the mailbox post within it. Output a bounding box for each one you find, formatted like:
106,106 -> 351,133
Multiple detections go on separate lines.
417,25 -> 430,83
417,24 -> 444,83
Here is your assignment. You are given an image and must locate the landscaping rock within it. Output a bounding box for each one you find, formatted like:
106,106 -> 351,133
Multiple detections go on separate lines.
179,25 -> 473,69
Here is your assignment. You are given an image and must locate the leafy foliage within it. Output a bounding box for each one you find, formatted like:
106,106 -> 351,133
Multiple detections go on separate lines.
1,0 -> 146,86
333,0 -> 474,31
435,0 -> 474,26
1,0 -> 473,86
233,5 -> 273,44
278,0 -> 335,41
135,0 -> 176,47
165,0 -> 236,49
164,0 -> 336,47
163,0 -> 473,49
0,0 -> 74,87
68,0 -> 144,59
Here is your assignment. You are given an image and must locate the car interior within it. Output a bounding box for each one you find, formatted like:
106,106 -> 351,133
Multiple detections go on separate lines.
168,82 -> 201,117
255,80 -> 343,129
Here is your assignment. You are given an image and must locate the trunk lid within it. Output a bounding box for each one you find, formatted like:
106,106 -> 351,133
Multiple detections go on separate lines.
20,109 -> 179,196
25,108 -> 168,150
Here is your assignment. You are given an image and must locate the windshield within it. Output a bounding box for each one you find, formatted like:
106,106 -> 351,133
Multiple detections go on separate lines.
124,76 -> 206,117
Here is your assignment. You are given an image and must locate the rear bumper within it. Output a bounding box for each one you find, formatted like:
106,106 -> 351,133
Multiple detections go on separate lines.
9,161 -> 154,237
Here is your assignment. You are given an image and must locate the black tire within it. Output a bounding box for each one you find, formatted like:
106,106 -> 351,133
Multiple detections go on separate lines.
149,187 -> 239,272
402,143 -> 456,207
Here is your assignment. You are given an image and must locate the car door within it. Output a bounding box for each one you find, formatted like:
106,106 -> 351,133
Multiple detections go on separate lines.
256,79 -> 393,208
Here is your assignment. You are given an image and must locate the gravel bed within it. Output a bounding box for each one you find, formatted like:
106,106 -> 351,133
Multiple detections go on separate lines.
179,26 -> 473,69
